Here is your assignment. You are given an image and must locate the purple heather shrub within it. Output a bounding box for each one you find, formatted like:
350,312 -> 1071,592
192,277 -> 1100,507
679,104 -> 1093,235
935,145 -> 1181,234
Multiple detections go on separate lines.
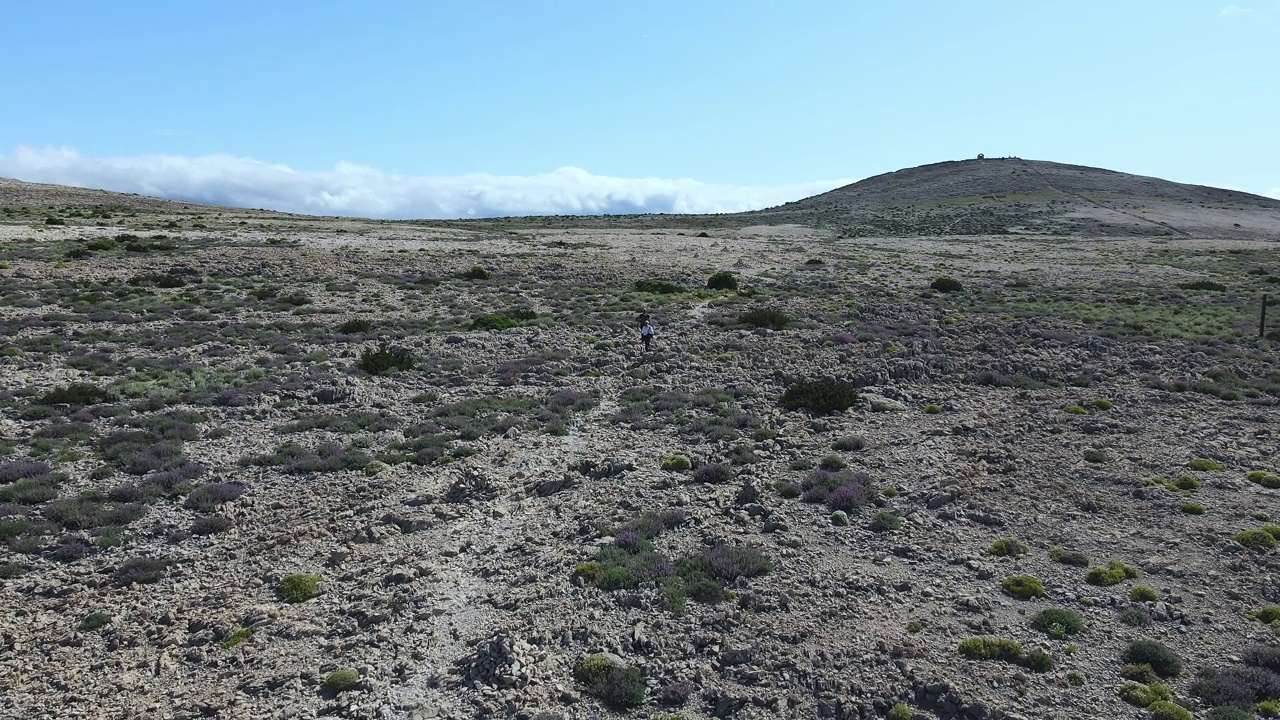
48,536 -> 93,562
183,482 -> 247,512
1243,644 -> 1280,673
692,544 -> 773,581
830,332 -> 857,345
825,482 -> 874,512
1191,665 -> 1280,707
614,530 -> 644,553
0,460 -> 52,484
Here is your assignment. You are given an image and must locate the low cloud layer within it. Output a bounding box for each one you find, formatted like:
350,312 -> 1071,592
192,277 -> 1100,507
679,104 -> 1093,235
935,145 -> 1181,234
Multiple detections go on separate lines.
0,146 -> 851,220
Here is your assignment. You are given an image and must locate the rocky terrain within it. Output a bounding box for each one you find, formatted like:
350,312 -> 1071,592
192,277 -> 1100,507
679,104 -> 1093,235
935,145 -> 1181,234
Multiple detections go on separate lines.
0,163 -> 1278,720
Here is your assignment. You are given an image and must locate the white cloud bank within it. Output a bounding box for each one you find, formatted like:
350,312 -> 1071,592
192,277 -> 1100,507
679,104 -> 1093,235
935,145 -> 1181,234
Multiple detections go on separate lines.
1219,4 -> 1251,16
0,146 -> 852,220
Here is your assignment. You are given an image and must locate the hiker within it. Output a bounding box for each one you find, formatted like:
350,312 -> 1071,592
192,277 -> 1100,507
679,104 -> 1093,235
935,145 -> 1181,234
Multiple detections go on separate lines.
639,319 -> 654,352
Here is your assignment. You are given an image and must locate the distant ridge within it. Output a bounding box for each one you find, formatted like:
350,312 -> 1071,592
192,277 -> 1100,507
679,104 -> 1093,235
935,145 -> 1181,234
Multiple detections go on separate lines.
749,158 -> 1280,238
3,158 -> 1278,238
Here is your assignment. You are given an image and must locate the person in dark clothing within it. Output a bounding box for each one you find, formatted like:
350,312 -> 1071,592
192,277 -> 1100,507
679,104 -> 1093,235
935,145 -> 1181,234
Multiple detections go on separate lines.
640,320 -> 654,351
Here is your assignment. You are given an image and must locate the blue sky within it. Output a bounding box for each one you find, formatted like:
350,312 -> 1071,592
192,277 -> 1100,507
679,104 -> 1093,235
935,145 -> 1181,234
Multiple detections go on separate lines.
1,1 -> 1276,218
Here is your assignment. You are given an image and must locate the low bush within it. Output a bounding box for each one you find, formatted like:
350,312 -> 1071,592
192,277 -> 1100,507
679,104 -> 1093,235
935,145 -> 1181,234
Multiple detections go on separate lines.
78,611 -> 112,631
1121,607 -> 1153,627
692,463 -> 733,484
930,276 -> 964,293
1083,449 -> 1109,463
0,460 -> 52,484
1130,585 -> 1160,602
1180,502 -> 1206,515
1031,608 -> 1084,638
1086,560 -> 1139,586
114,557 -> 169,585
1179,280 -> 1227,291
1167,475 -> 1201,491
1123,639 -> 1183,678
1207,708 -> 1255,720
660,454 -> 691,472
833,435 -> 866,452
462,265 -> 492,280
706,271 -> 739,290
338,318 -> 373,334
780,379 -> 858,415
36,384 -> 112,407
1249,471 -> 1280,489
575,655 -> 645,709
1118,680 -> 1171,707
1257,607 -> 1280,625
1191,665 -> 1280,707
1191,457 -> 1226,472
1025,649 -> 1054,673
191,515 -> 232,535
472,313 -> 520,330
183,482 -> 246,512
869,511 -> 901,532
887,703 -> 913,720
220,627 -> 253,649
1243,644 -> 1280,672
278,573 -> 321,603
1147,701 -> 1193,720
1235,529 -> 1277,551
358,342 -> 415,375
958,636 -> 1023,663
323,668 -> 360,693
1049,547 -> 1090,567
634,279 -> 682,294
987,537 -> 1029,557
1001,574 -> 1045,599
1091,398 -> 1115,410
739,308 -> 792,330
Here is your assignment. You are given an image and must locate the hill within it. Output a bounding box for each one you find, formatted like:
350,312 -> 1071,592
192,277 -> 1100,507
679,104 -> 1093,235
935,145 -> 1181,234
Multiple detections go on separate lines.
750,158 -> 1280,238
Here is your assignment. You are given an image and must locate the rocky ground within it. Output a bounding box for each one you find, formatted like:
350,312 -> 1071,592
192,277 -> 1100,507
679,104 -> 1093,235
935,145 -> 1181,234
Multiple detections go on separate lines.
0,198 -> 1278,720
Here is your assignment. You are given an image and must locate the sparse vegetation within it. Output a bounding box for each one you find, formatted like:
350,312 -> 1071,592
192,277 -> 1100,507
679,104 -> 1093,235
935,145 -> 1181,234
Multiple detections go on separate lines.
277,573 -> 321,603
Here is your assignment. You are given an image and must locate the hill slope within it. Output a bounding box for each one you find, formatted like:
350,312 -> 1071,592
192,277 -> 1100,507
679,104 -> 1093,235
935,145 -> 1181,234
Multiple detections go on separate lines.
750,158 -> 1280,238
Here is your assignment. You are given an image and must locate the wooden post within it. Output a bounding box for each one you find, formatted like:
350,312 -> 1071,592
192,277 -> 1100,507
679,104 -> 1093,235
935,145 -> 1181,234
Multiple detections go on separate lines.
1262,295 -> 1269,338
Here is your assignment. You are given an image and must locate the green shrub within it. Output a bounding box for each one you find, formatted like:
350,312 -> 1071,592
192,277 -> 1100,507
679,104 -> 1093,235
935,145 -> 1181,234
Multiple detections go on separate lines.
1258,700 -> 1280,717
1248,470 -> 1280,489
1235,529 -> 1277,551
818,454 -> 847,471
1086,560 -> 1139,586
739,308 -> 792,330
471,313 -> 519,330
1083,449 -> 1109,463
323,668 -> 360,693
1130,585 -> 1160,602
277,573 -> 321,603
220,627 -> 253,649
987,537 -> 1029,557
780,379 -> 858,415
833,435 -> 866,451
1206,708 -> 1254,720
78,611 -> 112,632
575,654 -> 645,709
660,455 -> 691,472
1062,404 -> 1088,415
1179,280 -> 1226,291
37,384 -> 112,406
1024,649 -> 1054,673
1166,475 -> 1201,491
358,342 -> 415,375
1030,608 -> 1084,638
338,318 -> 373,334
869,511 -> 901,532
1121,607 -> 1153,627
1001,574 -> 1045,599
462,265 -> 492,280
706,271 -> 738,290
958,636 -> 1023,662
1180,502 -> 1205,515
0,562 -> 25,579
923,404 -> 942,414
1118,681 -> 1171,707
1147,701 -> 1193,720
930,276 -> 963,293
1123,640 -> 1182,678
1254,606 -> 1280,624
887,703 -> 913,720
1091,398 -> 1115,410
634,279 -> 682,294
1190,457 -> 1225,472
1049,547 -> 1090,567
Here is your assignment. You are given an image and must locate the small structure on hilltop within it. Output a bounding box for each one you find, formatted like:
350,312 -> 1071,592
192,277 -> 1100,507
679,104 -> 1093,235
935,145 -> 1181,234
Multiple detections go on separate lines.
977,153 -> 986,160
